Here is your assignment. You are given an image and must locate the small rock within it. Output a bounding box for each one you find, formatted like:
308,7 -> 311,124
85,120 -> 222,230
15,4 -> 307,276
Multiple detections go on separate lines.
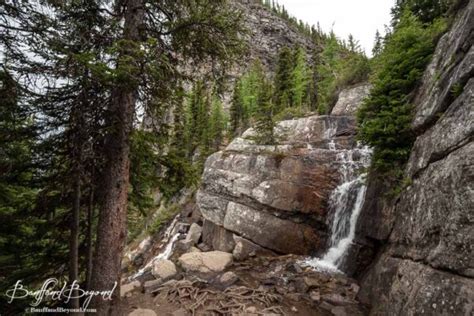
178,251 -> 233,273
245,306 -> 257,313
197,242 -> 212,252
287,263 -> 303,273
275,286 -> 288,295
128,309 -> 157,316
188,247 -> 201,253
219,271 -> 239,287
331,306 -> 348,316
121,281 -> 140,297
294,278 -> 309,293
320,301 -> 335,311
285,293 -> 301,301
143,279 -> 163,293
185,223 -> 202,245
322,293 -> 353,306
303,276 -> 320,288
152,259 -> 177,281
310,290 -> 320,302
291,306 -> 298,312
172,308 -> 189,316
349,283 -> 360,294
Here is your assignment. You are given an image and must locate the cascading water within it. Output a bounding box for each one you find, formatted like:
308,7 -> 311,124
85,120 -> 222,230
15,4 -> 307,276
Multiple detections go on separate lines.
303,138 -> 372,273
132,215 -> 181,279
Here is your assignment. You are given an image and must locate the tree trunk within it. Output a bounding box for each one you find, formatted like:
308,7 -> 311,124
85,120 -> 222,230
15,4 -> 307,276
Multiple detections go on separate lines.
69,175 -> 81,311
89,1 -> 144,314
85,183 -> 94,291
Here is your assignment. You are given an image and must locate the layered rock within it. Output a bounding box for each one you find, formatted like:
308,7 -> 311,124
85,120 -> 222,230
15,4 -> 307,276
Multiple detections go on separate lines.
357,2 -> 474,314
331,84 -> 371,116
197,86 -> 371,255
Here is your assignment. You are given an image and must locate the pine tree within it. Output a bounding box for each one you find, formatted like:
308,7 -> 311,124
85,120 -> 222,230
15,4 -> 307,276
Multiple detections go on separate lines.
372,30 -> 384,57
209,94 -> 226,151
358,11 -> 446,174
274,46 -> 294,112
290,46 -> 310,109
255,79 -> 275,144
1,0 -> 244,313
230,79 -> 244,136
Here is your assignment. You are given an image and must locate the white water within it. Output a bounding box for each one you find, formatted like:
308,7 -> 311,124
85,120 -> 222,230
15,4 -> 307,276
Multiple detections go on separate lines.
303,143 -> 372,273
132,215 -> 181,279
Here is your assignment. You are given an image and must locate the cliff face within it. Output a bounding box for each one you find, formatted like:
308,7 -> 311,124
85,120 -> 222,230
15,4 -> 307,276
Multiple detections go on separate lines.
196,85 -> 371,256
233,0 -> 316,72
356,2 -> 474,314
184,0 -> 317,109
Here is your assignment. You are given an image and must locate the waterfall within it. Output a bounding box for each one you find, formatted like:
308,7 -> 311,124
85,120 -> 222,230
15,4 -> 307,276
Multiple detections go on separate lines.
303,143 -> 372,273
132,215 -> 181,279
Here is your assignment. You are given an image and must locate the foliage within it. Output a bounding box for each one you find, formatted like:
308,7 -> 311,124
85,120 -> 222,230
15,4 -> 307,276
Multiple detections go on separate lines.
357,11 -> 447,174
209,94 -> 227,151
274,46 -> 294,112
0,0 -> 245,310
273,106 -> 307,121
254,78 -> 275,144
316,33 -> 371,114
391,0 -> 451,25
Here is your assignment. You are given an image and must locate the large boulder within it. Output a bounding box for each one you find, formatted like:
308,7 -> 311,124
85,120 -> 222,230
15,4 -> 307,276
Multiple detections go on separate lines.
197,114 -> 371,255
151,259 -> 177,281
184,223 -> 202,245
331,84 -> 371,116
178,251 -> 233,274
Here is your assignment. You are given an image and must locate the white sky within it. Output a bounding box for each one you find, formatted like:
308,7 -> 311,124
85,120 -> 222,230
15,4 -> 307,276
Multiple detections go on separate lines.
276,0 -> 395,56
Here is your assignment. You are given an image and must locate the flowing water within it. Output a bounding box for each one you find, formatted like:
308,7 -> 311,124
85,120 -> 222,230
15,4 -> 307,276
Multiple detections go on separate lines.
132,215 -> 181,279
303,141 -> 372,273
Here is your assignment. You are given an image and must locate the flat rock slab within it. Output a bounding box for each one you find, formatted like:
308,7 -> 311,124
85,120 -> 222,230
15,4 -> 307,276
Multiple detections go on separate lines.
178,251 -> 233,274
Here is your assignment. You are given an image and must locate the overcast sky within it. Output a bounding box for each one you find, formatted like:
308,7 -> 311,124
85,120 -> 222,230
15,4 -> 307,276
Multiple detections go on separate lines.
276,0 -> 395,56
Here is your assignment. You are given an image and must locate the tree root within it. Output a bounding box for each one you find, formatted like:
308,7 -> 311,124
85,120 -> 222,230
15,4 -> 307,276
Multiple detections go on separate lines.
153,279 -> 285,315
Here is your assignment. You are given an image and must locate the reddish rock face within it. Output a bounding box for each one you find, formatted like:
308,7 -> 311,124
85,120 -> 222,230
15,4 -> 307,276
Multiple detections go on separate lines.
197,115 -> 369,255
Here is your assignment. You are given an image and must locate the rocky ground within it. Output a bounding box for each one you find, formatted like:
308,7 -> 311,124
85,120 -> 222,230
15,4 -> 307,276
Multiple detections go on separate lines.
120,219 -> 368,316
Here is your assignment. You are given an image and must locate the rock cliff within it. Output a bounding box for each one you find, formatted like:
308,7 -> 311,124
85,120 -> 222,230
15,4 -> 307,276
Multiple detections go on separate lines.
356,2 -> 474,315
196,85 -> 371,256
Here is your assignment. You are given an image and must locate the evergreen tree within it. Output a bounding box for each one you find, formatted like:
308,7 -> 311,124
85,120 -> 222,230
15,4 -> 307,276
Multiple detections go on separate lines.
290,46 -> 310,109
229,79 -> 244,136
255,79 -> 275,144
1,0 -> 244,313
209,94 -> 226,151
372,30 -> 384,57
240,60 -> 266,126
392,0 -> 450,25
358,11 -> 446,174
274,46 -> 294,112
